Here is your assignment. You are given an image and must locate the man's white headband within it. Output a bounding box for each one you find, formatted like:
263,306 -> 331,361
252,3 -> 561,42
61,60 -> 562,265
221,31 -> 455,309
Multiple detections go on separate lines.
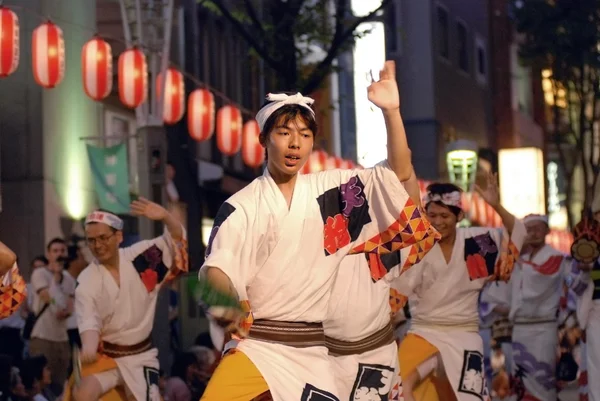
523,214 -> 548,225
85,211 -> 124,230
255,93 -> 315,132
423,191 -> 463,209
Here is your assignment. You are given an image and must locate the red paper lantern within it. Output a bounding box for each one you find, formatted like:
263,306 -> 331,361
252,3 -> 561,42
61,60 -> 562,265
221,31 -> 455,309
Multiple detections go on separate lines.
216,105 -> 242,156
0,7 -> 19,77
118,47 -> 147,109
156,67 -> 185,125
301,149 -> 328,174
32,21 -> 64,88
242,120 -> 264,168
187,88 -> 215,142
81,37 -> 112,101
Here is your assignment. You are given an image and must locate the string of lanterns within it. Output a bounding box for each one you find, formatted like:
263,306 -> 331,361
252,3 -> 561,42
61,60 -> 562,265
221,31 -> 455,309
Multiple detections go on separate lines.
0,5 -> 358,170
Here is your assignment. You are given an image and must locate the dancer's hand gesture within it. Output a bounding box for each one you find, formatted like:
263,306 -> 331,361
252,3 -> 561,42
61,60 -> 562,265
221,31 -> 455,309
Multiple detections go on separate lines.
130,197 -> 167,221
475,171 -> 500,209
367,60 -> 400,111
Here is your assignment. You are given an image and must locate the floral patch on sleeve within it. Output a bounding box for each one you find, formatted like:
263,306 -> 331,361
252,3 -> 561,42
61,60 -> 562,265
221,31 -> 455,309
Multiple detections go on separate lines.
317,175 -> 371,256
133,245 -> 168,292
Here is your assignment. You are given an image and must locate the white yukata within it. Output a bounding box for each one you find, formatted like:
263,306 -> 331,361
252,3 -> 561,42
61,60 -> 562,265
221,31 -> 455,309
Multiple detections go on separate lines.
202,161 -> 439,401
576,257 -> 600,401
395,223 -> 526,401
76,229 -> 187,401
509,245 -> 590,401
324,253 -> 401,401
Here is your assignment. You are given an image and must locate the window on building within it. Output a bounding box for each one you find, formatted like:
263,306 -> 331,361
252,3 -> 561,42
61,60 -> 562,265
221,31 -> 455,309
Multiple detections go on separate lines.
456,21 -> 468,72
104,110 -> 139,193
474,34 -> 487,84
437,5 -> 449,59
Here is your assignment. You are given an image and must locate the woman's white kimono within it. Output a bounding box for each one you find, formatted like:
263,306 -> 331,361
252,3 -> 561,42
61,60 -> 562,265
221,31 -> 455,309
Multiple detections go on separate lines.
76,229 -> 187,401
509,245 -> 590,401
324,253 -> 403,401
202,162 -> 439,401
577,257 -> 600,401
394,223 -> 526,401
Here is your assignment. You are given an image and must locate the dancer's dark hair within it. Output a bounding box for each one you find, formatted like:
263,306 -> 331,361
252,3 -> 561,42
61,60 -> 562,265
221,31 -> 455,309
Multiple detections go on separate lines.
425,182 -> 463,216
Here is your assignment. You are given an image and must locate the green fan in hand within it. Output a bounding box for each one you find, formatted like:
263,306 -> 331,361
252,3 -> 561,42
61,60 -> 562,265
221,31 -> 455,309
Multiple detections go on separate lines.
188,276 -> 245,333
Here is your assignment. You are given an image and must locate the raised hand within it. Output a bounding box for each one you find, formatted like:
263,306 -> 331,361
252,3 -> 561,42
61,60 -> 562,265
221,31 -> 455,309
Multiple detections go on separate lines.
367,60 -> 400,111
474,171 -> 500,208
130,197 -> 168,221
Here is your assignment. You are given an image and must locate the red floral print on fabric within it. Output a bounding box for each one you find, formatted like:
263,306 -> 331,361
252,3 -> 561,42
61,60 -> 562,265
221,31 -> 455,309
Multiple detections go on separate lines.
324,214 -> 351,255
140,268 -> 158,292
466,254 -> 488,280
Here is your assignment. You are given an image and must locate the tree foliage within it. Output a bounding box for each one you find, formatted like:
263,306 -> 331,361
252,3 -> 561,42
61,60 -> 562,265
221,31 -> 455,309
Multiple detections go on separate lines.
197,0 -> 392,94
511,0 -> 600,226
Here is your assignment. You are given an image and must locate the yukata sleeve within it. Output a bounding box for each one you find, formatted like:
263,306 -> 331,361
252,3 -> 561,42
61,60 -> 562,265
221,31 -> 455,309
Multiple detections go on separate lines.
479,281 -> 512,326
75,271 -> 102,333
462,219 -> 527,281
561,257 -> 591,298
121,224 -> 188,292
387,261 -> 424,316
313,161 -> 440,280
201,201 -> 250,301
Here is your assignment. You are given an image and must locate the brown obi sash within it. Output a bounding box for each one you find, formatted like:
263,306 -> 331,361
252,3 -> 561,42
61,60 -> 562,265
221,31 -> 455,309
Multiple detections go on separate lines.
325,321 -> 395,357
101,337 -> 153,359
247,319 -> 325,348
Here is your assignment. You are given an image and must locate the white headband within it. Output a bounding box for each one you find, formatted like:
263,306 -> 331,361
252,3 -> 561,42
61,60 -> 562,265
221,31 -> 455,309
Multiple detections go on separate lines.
523,214 -> 548,225
423,191 -> 463,209
255,92 -> 315,131
85,211 -> 124,230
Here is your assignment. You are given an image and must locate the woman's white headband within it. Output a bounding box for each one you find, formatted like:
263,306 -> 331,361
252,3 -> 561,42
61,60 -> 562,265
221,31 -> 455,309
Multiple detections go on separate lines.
255,92 -> 315,132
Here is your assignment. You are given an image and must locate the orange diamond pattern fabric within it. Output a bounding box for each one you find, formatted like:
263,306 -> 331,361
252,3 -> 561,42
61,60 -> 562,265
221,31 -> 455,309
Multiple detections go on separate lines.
389,288 -> 408,315
349,198 -> 441,276
0,264 -> 27,319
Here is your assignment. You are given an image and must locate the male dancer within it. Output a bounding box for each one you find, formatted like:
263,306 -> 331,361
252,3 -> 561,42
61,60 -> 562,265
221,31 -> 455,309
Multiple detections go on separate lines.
509,213 -> 590,401
397,178 -> 526,401
66,199 -> 187,401
199,61 -> 439,401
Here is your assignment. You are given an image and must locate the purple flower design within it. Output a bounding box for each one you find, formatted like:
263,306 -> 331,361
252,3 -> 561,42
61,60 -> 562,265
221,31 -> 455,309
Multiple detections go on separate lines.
473,233 -> 498,256
340,176 -> 366,217
512,342 -> 555,390
144,246 -> 163,269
